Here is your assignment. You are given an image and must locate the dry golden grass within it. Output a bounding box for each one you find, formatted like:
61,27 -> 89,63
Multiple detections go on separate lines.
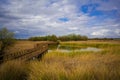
67,40 -> 120,43
29,52 -> 120,80
0,60 -> 29,80
5,41 -> 34,54
29,40 -> 120,80
5,41 -> 49,54
5,40 -> 120,54
1,40 -> 119,80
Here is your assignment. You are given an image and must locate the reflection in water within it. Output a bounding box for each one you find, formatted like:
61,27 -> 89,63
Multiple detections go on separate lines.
79,47 -> 101,52
57,45 -> 61,50
49,45 -> 102,53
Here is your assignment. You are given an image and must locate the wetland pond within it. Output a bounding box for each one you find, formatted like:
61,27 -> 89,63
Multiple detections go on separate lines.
48,45 -> 102,53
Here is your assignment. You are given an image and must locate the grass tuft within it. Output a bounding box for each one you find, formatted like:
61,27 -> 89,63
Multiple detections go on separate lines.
0,60 -> 29,80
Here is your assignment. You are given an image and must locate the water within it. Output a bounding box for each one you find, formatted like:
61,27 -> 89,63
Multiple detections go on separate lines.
48,45 -> 102,53
76,47 -> 101,52
57,45 -> 60,50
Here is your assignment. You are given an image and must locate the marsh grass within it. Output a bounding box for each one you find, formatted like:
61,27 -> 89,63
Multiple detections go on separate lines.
28,41 -> 120,80
1,40 -> 120,80
0,60 -> 29,80
29,51 -> 120,80
61,41 -> 120,54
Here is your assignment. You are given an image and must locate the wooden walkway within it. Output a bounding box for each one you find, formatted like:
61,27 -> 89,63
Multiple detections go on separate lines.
0,43 -> 49,62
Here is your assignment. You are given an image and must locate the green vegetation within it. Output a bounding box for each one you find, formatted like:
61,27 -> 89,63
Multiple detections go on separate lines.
29,35 -> 58,41
0,28 -> 15,62
29,34 -> 88,41
58,34 -> 88,41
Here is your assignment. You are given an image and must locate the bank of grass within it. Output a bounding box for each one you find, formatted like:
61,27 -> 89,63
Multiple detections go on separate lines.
60,41 -> 120,54
0,40 -> 120,80
29,41 -> 120,80
61,41 -> 120,48
0,60 -> 29,80
5,41 -> 48,54
29,52 -> 120,80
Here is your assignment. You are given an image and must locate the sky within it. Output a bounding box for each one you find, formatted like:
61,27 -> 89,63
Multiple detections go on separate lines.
0,0 -> 120,38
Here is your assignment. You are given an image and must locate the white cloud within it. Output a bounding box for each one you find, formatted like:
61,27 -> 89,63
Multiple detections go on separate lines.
0,0 -> 120,38
91,29 -> 110,36
69,27 -> 78,30
115,29 -> 120,35
14,31 -> 19,34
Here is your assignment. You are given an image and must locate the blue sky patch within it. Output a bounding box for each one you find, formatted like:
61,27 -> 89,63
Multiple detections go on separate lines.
58,17 -> 69,22
81,3 -> 99,13
101,0 -> 109,2
89,10 -> 103,16
81,5 -> 88,13
0,0 -> 9,5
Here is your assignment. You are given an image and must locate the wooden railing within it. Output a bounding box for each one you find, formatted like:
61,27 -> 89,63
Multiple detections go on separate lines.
0,43 -> 48,62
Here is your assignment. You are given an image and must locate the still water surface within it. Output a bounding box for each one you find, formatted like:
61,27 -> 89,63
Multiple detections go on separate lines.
49,45 -> 102,53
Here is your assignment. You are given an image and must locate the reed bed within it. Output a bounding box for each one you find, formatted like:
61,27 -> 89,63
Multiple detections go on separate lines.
29,41 -> 120,80
29,52 -> 120,80
0,40 -> 119,80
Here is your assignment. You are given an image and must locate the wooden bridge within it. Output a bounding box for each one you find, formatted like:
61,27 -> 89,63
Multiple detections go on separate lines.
0,43 -> 54,63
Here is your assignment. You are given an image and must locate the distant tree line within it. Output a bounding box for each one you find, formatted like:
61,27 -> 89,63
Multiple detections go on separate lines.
28,34 -> 88,41
89,38 -> 120,40
58,34 -> 88,41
